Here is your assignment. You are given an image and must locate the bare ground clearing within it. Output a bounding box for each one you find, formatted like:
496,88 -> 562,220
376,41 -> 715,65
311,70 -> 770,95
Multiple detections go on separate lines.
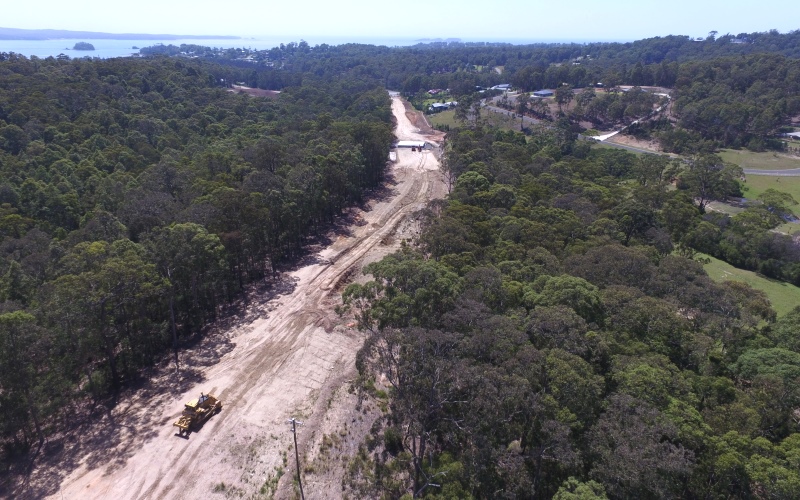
17,94 -> 446,500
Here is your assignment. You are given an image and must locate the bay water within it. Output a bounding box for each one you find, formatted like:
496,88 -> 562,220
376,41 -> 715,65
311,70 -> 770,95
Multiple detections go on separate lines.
0,35 -> 619,59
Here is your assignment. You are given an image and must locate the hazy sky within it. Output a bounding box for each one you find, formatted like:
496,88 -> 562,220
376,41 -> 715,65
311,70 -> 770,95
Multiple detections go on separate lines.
4,0 -> 798,42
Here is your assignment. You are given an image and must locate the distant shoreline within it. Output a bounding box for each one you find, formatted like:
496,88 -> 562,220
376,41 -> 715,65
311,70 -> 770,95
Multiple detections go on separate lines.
0,27 -> 239,41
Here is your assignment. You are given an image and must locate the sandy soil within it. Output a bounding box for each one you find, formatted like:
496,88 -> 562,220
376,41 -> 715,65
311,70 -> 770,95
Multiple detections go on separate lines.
23,94 -> 445,500
402,98 -> 446,141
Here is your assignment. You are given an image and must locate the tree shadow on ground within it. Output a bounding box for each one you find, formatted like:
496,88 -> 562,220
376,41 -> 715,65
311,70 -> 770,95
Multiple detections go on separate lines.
9,273 -> 299,499
10,347 -> 230,498
7,170 -> 400,499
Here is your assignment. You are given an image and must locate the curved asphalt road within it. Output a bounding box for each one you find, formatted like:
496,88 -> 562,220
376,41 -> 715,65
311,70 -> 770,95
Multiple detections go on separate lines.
483,104 -> 663,155
484,99 -> 800,170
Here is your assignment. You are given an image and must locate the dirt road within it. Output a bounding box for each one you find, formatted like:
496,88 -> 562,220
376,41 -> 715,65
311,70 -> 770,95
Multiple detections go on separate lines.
34,95 -> 445,500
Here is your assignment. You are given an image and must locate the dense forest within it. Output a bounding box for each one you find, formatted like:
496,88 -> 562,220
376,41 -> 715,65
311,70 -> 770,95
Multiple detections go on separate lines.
143,29 -> 800,92
342,127 -> 800,499
160,30 -> 800,152
0,52 -> 394,467
2,26 -> 800,498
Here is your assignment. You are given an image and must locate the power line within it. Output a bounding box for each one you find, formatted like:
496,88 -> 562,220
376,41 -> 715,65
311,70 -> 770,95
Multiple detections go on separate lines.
287,418 -> 305,500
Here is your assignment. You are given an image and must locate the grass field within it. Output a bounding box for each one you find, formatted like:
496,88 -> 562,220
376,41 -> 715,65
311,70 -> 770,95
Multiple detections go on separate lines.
730,172 -> 800,231
775,222 -> 800,236
719,148 -> 800,170
430,107 -> 542,132
428,109 -> 458,129
702,254 -> 800,317
705,201 -> 800,236
741,174 -> 800,202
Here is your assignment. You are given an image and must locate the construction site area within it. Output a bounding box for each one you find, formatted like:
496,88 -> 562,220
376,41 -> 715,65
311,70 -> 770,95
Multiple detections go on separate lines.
23,95 -> 447,500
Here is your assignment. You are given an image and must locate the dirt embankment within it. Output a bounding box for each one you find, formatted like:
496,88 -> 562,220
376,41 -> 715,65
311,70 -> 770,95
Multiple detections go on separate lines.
402,98 -> 446,142
17,95 -> 445,500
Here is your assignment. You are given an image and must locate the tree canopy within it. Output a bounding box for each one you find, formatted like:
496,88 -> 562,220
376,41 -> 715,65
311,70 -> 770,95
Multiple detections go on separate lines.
0,52 -> 394,469
342,123 -> 800,499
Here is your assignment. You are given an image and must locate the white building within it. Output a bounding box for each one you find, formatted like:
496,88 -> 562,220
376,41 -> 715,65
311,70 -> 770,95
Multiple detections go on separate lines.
395,141 -> 426,149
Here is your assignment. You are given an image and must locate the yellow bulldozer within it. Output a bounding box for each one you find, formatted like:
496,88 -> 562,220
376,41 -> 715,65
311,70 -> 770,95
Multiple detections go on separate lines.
173,392 -> 222,436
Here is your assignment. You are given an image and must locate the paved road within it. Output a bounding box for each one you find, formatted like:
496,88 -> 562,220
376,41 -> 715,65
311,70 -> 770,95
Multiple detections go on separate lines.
483,104 -> 542,127
483,104 -> 665,155
487,95 -> 800,171
484,97 -> 672,154
743,168 -> 800,176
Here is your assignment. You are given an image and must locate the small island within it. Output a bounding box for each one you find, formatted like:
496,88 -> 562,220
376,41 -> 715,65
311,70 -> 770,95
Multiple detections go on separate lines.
73,42 -> 95,51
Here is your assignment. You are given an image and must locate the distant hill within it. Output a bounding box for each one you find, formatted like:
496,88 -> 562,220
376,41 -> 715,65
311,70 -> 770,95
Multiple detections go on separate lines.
0,27 -> 239,40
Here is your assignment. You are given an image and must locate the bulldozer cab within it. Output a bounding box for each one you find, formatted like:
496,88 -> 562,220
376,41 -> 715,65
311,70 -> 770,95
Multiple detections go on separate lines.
174,392 -> 222,436
184,394 -> 210,411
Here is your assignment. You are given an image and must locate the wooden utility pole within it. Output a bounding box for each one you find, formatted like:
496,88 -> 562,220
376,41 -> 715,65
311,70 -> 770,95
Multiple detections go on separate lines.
287,418 -> 305,500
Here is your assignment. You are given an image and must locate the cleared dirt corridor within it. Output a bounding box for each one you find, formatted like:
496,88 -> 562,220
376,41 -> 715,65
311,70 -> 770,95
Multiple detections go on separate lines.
37,94 -> 446,500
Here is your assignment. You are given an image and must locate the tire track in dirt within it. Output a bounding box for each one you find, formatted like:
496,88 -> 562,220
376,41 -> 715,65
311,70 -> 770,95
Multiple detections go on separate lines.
45,95 -> 445,500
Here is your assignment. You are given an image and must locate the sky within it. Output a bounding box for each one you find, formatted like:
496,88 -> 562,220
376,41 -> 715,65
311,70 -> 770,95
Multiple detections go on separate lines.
3,0 -> 799,43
